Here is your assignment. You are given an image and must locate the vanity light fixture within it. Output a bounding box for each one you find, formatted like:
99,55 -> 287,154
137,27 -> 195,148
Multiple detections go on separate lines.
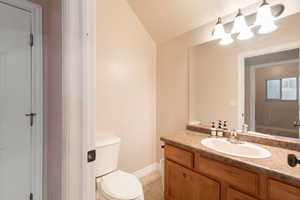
258,20 -> 277,34
212,1 -> 284,45
232,9 -> 248,34
255,0 -> 278,34
231,9 -> 254,40
219,33 -> 233,45
212,17 -> 226,40
237,28 -> 254,40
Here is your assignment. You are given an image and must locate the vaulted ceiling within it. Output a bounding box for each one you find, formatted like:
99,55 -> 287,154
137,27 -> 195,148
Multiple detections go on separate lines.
126,0 -> 300,43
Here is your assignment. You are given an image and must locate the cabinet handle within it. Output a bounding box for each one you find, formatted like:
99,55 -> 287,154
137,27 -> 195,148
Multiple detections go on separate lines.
182,173 -> 187,178
288,154 -> 300,167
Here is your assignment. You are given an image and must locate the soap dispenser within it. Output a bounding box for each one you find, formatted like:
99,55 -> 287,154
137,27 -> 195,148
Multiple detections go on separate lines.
223,121 -> 228,133
217,120 -> 223,137
210,122 -> 217,137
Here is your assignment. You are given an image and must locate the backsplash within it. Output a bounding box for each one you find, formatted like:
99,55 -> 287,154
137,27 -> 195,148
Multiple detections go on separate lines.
187,125 -> 300,152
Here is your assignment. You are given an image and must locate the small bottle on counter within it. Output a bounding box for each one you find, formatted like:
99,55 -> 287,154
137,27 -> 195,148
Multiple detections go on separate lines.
210,122 -> 217,137
217,120 -> 223,137
223,121 -> 228,134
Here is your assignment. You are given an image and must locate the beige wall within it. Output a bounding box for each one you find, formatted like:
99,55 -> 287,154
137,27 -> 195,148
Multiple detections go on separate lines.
156,21 -> 213,161
96,0 -> 157,172
157,12 -> 300,160
255,64 -> 298,130
189,40 -> 241,128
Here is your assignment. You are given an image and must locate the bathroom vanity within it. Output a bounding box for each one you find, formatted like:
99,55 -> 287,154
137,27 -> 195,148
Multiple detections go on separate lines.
160,6 -> 300,200
161,130 -> 300,200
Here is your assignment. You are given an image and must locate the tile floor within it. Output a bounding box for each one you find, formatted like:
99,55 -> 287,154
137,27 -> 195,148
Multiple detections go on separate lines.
143,177 -> 164,200
140,170 -> 164,200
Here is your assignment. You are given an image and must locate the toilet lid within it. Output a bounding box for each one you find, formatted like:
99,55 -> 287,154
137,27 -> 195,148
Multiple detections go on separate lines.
101,170 -> 143,200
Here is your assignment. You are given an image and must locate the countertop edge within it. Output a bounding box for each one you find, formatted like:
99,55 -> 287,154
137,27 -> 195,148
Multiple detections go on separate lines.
161,136 -> 300,187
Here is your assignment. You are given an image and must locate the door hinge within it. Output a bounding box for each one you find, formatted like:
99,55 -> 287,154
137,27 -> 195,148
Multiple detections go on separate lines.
29,193 -> 33,200
25,113 -> 36,127
30,33 -> 34,47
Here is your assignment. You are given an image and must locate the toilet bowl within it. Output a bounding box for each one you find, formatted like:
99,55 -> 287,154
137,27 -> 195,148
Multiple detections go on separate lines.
97,170 -> 144,200
95,136 -> 144,200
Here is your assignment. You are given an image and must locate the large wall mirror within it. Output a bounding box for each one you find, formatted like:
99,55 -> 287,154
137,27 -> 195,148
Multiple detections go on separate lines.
244,49 -> 299,138
189,12 -> 300,139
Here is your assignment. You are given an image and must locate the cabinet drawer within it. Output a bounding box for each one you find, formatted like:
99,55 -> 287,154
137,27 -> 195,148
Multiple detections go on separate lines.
195,154 -> 258,196
227,188 -> 258,200
268,179 -> 300,200
165,145 -> 193,168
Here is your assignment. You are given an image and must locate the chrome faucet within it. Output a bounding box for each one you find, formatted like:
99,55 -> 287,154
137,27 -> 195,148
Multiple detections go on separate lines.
228,130 -> 241,144
242,124 -> 248,133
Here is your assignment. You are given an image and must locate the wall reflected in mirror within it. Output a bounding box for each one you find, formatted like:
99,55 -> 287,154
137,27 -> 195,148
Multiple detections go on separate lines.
244,49 -> 300,138
189,12 -> 300,139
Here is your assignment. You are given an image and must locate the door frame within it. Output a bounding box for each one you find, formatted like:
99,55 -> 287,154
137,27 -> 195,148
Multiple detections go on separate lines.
61,0 -> 96,200
82,0 -> 97,200
0,0 -> 43,200
238,42 -> 300,137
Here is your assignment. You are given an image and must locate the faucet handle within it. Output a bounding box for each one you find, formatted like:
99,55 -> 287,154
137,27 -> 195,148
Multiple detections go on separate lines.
228,130 -> 242,144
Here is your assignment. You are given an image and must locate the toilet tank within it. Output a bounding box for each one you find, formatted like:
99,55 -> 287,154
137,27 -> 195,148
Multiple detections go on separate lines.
95,136 -> 121,177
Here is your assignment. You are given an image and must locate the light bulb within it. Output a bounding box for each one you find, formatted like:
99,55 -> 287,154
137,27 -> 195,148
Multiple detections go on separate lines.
255,0 -> 278,34
255,0 -> 274,26
231,9 -> 250,34
237,27 -> 254,40
219,33 -> 233,45
212,17 -> 226,40
258,21 -> 278,34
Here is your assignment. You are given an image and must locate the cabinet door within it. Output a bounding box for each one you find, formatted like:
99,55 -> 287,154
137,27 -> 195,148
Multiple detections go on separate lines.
195,154 -> 259,196
165,160 -> 220,200
268,179 -> 300,200
227,188 -> 258,200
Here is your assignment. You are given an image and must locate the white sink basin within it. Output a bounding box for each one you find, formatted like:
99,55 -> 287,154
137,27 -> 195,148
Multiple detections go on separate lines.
201,138 -> 271,159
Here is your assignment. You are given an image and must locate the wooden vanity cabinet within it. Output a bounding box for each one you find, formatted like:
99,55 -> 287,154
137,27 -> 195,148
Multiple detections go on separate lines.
195,154 -> 259,196
165,160 -> 220,200
227,188 -> 258,200
268,179 -> 300,200
164,144 -> 300,200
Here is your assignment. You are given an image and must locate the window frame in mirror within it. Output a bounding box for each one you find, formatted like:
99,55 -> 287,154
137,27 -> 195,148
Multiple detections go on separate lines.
238,43 -> 300,139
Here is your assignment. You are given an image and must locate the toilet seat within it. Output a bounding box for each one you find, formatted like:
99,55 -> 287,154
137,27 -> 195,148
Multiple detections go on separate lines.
100,170 -> 143,200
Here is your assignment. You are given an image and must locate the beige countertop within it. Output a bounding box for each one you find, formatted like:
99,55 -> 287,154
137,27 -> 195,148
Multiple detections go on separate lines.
161,130 -> 300,187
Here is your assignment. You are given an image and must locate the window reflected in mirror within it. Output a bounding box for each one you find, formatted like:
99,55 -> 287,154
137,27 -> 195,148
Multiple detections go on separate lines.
282,78 -> 297,100
244,48 -> 300,138
266,79 -> 281,100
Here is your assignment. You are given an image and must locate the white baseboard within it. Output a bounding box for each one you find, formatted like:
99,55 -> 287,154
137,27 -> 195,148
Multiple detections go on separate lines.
158,159 -> 164,173
133,163 -> 159,178
159,159 -> 165,190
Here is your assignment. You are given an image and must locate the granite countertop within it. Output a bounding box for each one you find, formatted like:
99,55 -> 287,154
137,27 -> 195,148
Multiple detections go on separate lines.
161,130 -> 300,187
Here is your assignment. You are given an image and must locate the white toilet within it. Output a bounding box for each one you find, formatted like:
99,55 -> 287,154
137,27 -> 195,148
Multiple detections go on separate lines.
95,136 -> 144,200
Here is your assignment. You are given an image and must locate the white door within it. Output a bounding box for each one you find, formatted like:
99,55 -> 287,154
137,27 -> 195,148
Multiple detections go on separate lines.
0,2 -> 33,200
